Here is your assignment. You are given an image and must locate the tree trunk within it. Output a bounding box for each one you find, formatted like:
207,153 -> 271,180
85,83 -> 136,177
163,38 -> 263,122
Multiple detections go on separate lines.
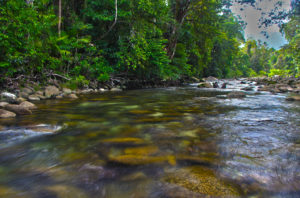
58,0 -> 62,37
100,0 -> 118,40
167,0 -> 191,60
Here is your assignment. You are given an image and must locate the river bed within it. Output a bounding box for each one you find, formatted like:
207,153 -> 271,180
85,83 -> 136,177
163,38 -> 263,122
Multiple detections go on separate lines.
0,81 -> 299,197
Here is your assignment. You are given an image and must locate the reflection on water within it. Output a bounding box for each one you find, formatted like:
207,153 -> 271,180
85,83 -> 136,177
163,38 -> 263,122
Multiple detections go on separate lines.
0,83 -> 299,197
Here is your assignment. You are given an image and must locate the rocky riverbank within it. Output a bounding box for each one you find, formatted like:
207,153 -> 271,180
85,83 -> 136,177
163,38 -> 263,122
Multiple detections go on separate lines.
1,76 -> 300,119
196,76 -> 300,101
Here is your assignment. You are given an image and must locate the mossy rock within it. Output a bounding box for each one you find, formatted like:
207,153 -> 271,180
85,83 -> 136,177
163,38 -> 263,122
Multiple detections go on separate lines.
164,166 -> 241,197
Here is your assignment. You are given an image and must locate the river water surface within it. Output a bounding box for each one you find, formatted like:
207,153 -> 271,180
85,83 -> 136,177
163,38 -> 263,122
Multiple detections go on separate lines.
0,81 -> 299,197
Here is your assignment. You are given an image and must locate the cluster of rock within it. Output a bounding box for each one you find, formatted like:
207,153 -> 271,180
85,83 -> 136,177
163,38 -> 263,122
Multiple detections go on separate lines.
252,76 -> 300,93
0,85 -> 123,119
197,77 -> 227,89
251,76 -> 300,101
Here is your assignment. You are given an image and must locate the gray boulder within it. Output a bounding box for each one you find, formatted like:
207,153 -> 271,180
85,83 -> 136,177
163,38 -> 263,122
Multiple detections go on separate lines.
228,91 -> 246,98
0,109 -> 16,118
5,104 -> 32,115
45,86 -> 60,98
19,101 -> 37,110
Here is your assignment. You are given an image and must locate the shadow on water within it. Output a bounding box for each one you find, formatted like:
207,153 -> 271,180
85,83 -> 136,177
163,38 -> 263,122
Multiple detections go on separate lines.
0,83 -> 299,197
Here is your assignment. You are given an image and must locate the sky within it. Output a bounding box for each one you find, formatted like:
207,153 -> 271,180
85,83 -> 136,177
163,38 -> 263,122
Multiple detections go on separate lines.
230,0 -> 292,49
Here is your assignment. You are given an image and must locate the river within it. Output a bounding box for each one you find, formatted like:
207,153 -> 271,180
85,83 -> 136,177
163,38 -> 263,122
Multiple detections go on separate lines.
0,80 -> 299,197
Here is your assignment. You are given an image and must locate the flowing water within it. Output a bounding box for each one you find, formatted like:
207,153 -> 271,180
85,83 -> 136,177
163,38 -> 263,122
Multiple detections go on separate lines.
0,81 -> 299,198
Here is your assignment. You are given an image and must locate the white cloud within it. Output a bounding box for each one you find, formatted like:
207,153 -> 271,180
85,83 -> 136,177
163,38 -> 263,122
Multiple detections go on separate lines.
230,0 -> 292,49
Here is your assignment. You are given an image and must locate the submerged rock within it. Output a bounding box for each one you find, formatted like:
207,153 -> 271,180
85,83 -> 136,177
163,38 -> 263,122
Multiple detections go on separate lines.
163,166 -> 240,197
109,155 -> 175,165
5,104 -> 32,115
45,185 -> 88,198
0,109 -> 16,118
124,146 -> 159,155
228,91 -> 246,98
101,137 -> 146,145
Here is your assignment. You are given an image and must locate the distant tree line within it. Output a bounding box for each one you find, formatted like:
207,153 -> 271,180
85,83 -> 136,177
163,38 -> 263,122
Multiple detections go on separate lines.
0,0 -> 298,86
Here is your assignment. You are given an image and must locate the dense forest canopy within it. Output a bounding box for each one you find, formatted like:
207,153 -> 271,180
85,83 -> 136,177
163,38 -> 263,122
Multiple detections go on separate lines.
0,0 -> 299,86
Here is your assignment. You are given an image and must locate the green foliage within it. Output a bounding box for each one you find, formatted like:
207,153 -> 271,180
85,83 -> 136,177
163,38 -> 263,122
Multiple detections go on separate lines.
0,0 -> 297,83
268,69 -> 291,77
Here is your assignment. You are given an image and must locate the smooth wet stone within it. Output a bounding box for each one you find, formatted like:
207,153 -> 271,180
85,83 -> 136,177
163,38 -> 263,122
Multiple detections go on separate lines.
19,101 -> 37,110
164,166 -> 240,197
228,91 -> 246,98
0,102 -> 9,108
28,95 -> 40,101
45,185 -> 88,198
0,109 -> 16,118
45,85 -> 60,98
5,104 -> 32,115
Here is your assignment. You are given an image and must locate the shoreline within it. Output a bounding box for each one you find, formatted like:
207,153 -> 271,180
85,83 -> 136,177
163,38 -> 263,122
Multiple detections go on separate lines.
0,76 -> 300,119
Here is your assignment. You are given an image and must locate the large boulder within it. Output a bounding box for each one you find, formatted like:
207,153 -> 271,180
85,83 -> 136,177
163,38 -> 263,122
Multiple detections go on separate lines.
228,91 -> 246,98
62,88 -> 72,95
0,109 -> 16,118
5,104 -> 32,115
19,101 -> 37,110
0,102 -> 9,108
286,95 -> 300,101
21,87 -> 33,95
197,82 -> 213,88
45,86 -> 60,98
1,92 -> 17,103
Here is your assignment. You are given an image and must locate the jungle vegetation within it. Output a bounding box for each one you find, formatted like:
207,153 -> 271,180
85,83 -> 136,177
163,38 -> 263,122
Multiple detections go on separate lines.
0,0 -> 299,85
